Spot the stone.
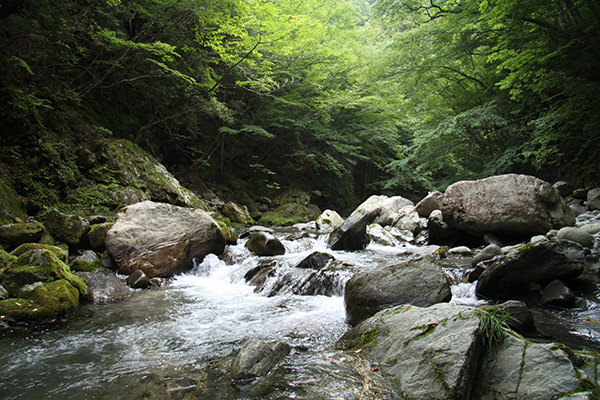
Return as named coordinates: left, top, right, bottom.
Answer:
left=0, top=284, right=7, bottom=300
left=472, top=244, right=503, bottom=265
left=580, top=223, right=600, bottom=235
left=391, top=206, right=424, bottom=234
left=315, top=209, right=344, bottom=232
left=105, top=201, right=225, bottom=278
left=87, top=222, right=113, bottom=252
left=44, top=209, right=90, bottom=247
left=540, top=279, right=576, bottom=307
left=443, top=174, right=574, bottom=236
left=126, top=269, right=150, bottom=289
left=557, top=227, right=595, bottom=248
left=476, top=241, right=584, bottom=301
left=230, top=339, right=290, bottom=382
left=78, top=269, right=130, bottom=304
left=427, top=209, right=453, bottom=244
left=69, top=250, right=103, bottom=272
left=337, top=303, right=481, bottom=400
left=295, top=251, right=334, bottom=270
left=415, top=190, right=444, bottom=217
left=568, top=201, right=588, bottom=217
left=493, top=300, right=533, bottom=332
left=553, top=181, right=574, bottom=197
left=222, top=201, right=253, bottom=226
left=474, top=334, right=581, bottom=400
left=0, top=222, right=45, bottom=249
left=344, top=255, right=451, bottom=326
left=328, top=195, right=412, bottom=251
left=245, top=232, right=285, bottom=256
left=366, top=224, right=398, bottom=246
left=10, top=243, right=67, bottom=262
left=448, top=246, right=473, bottom=255
left=573, top=188, right=588, bottom=199
left=0, top=180, right=27, bottom=225
left=587, top=188, right=600, bottom=211
left=0, top=249, right=86, bottom=297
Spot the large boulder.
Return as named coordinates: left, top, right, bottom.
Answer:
left=315, top=209, right=344, bottom=232
left=337, top=303, right=482, bottom=400
left=245, top=232, right=285, bottom=256
left=476, top=240, right=585, bottom=301
left=344, top=255, right=451, bottom=325
left=443, top=174, right=574, bottom=236
left=328, top=195, right=413, bottom=251
left=105, top=201, right=225, bottom=278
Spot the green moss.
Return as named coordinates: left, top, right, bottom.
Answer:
left=0, top=178, right=27, bottom=225
left=0, top=248, right=16, bottom=269
left=11, top=243, right=67, bottom=262
left=87, top=222, right=113, bottom=251
left=212, top=214, right=238, bottom=245
left=258, top=190, right=320, bottom=226
left=0, top=298, right=40, bottom=322
left=0, top=222, right=45, bottom=249
left=0, top=249, right=86, bottom=297
left=518, top=242, right=536, bottom=252
left=356, top=327, right=380, bottom=348
left=70, top=258, right=103, bottom=272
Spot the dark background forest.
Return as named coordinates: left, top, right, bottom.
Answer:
left=1, top=0, right=599, bottom=216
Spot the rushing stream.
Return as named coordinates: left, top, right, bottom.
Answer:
left=1, top=225, right=599, bottom=399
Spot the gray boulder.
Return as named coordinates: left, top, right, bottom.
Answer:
left=245, top=232, right=285, bottom=256
left=443, top=174, right=574, bottom=236
left=106, top=201, right=225, bottom=278
left=587, top=187, right=600, bottom=211
left=415, top=190, right=444, bottom=217
left=337, top=303, right=482, bottom=400
left=580, top=223, right=600, bottom=235
left=557, top=227, right=594, bottom=248
left=344, top=255, right=451, bottom=325
left=315, top=209, right=344, bottom=232
left=230, top=339, right=290, bottom=382
left=476, top=240, right=585, bottom=301
left=568, top=200, right=588, bottom=217
left=78, top=269, right=131, bottom=304
left=328, top=195, right=412, bottom=251
left=126, top=269, right=150, bottom=289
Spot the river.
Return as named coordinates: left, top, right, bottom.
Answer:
left=1, top=225, right=599, bottom=399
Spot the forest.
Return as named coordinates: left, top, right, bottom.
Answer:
left=1, top=0, right=599, bottom=215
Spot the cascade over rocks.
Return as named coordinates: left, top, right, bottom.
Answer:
left=344, top=255, right=451, bottom=325
left=443, top=174, right=575, bottom=237
left=476, top=240, right=585, bottom=301
left=328, top=195, right=413, bottom=251
left=105, top=201, right=225, bottom=278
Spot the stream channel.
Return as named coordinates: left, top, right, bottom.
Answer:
left=2, top=223, right=600, bottom=399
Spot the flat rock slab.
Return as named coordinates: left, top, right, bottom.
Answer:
left=106, top=201, right=225, bottom=278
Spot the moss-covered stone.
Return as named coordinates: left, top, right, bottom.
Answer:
left=10, top=243, right=68, bottom=262
left=258, top=190, right=320, bottom=226
left=70, top=258, right=103, bottom=272
left=0, top=222, right=45, bottom=249
left=222, top=202, right=254, bottom=226
left=44, top=209, right=90, bottom=247
left=212, top=214, right=238, bottom=245
left=0, top=249, right=86, bottom=297
left=0, top=248, right=16, bottom=269
left=94, top=139, right=208, bottom=209
left=0, top=179, right=27, bottom=225
left=0, top=280, right=79, bottom=322
left=87, top=222, right=113, bottom=252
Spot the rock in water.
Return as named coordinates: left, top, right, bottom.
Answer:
left=328, top=195, right=413, bottom=251
left=231, top=339, right=290, bottom=382
left=344, top=255, right=451, bottom=325
left=245, top=232, right=285, bottom=256
left=337, top=303, right=482, bottom=400
left=105, top=201, right=225, bottom=278
left=475, top=240, right=584, bottom=301
left=443, top=174, right=574, bottom=236
left=78, top=269, right=130, bottom=304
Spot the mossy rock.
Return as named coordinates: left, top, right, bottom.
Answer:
left=257, top=190, right=320, bottom=226
left=0, top=222, right=45, bottom=249
left=94, top=139, right=207, bottom=209
left=10, top=243, right=68, bottom=262
left=0, top=179, right=27, bottom=225
left=0, top=249, right=86, bottom=297
left=44, top=209, right=90, bottom=247
left=0, top=248, right=16, bottom=269
left=212, top=214, right=238, bottom=245
left=222, top=202, right=254, bottom=226
left=0, top=280, right=79, bottom=323
left=70, top=258, right=103, bottom=272
left=87, top=222, right=113, bottom=252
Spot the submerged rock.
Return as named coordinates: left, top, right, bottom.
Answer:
left=344, top=255, right=451, bottom=326
left=443, top=174, right=574, bottom=237
left=105, top=201, right=225, bottom=278
left=230, top=339, right=290, bottom=382
left=476, top=240, right=584, bottom=301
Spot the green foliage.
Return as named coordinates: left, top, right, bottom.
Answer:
left=476, top=307, right=518, bottom=352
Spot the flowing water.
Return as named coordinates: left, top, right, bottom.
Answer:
left=1, top=225, right=599, bottom=399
